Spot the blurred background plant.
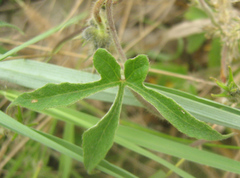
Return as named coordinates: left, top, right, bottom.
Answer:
left=0, top=0, right=240, bottom=177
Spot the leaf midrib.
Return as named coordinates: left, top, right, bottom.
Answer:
left=19, top=81, right=120, bottom=101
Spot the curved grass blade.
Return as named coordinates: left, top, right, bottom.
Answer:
left=118, top=125, right=240, bottom=175
left=115, top=136, right=194, bottom=178
left=0, top=13, right=87, bottom=61
left=0, top=21, right=24, bottom=34
left=12, top=48, right=121, bottom=110
left=82, top=82, right=125, bottom=173
left=0, top=111, right=136, bottom=178
left=124, top=55, right=231, bottom=141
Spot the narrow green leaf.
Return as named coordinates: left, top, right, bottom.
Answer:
left=12, top=48, right=121, bottom=110
left=0, top=111, right=136, bottom=178
left=115, top=136, right=194, bottom=178
left=59, top=122, right=74, bottom=178
left=118, top=125, right=240, bottom=175
left=2, top=90, right=240, bottom=175
left=82, top=82, right=124, bottom=173
left=125, top=55, right=230, bottom=141
left=0, top=21, right=24, bottom=34
left=2, top=59, right=240, bottom=131
left=2, top=90, right=192, bottom=177
left=0, top=13, right=87, bottom=61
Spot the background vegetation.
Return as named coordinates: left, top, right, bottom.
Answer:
left=0, top=0, right=240, bottom=177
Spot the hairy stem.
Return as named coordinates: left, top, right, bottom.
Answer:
left=93, top=0, right=106, bottom=28
left=106, top=0, right=127, bottom=64
left=198, top=0, right=223, bottom=34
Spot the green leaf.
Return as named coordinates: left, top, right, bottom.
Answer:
left=59, top=122, right=74, bottom=178
left=125, top=55, right=230, bottom=141
left=124, top=54, right=149, bottom=84
left=0, top=90, right=195, bottom=177
left=186, top=33, right=206, bottom=54
left=184, top=7, right=208, bottom=21
left=211, top=66, right=240, bottom=100
left=0, top=13, right=87, bottom=61
left=92, top=48, right=121, bottom=82
left=0, top=111, right=136, bottom=178
left=118, top=125, right=240, bottom=175
left=147, top=39, right=184, bottom=61
left=82, top=83, right=124, bottom=173
left=12, top=49, right=121, bottom=110
left=2, top=90, right=240, bottom=176
left=0, top=21, right=24, bottom=34
left=208, top=38, right=221, bottom=67
left=115, top=136, right=194, bottom=178
left=3, top=59, right=240, bottom=131
left=145, top=83, right=240, bottom=130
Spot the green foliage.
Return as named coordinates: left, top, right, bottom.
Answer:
left=0, top=13, right=87, bottom=61
left=124, top=56, right=230, bottom=141
left=59, top=122, right=74, bottom=178
left=0, top=46, right=8, bottom=54
left=149, top=63, right=190, bottom=92
left=184, top=7, right=208, bottom=21
left=184, top=7, right=208, bottom=54
left=12, top=49, right=121, bottom=110
left=2, top=91, right=240, bottom=176
left=147, top=39, right=184, bottom=61
left=0, top=21, right=24, bottom=34
left=212, top=66, right=240, bottom=103
left=1, top=58, right=240, bottom=128
left=82, top=83, right=124, bottom=173
left=186, top=33, right=206, bottom=54
left=208, top=38, right=221, bottom=67
left=83, top=84, right=124, bottom=172
left=0, top=110, right=136, bottom=178
left=1, top=1, right=240, bottom=177
left=11, top=48, right=232, bottom=172
left=0, top=59, right=239, bottom=120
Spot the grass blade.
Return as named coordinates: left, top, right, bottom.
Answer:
left=2, top=90, right=240, bottom=175
left=0, top=111, right=136, bottom=178
left=0, top=13, right=86, bottom=61
left=1, top=59, right=240, bottom=129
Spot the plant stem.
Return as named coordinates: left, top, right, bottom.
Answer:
left=106, top=0, right=127, bottom=64
left=93, top=0, right=106, bottom=28
left=198, top=0, right=223, bottom=34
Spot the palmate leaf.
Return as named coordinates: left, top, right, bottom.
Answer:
left=124, top=55, right=231, bottom=141
left=11, top=48, right=232, bottom=174
left=12, top=49, right=121, bottom=110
